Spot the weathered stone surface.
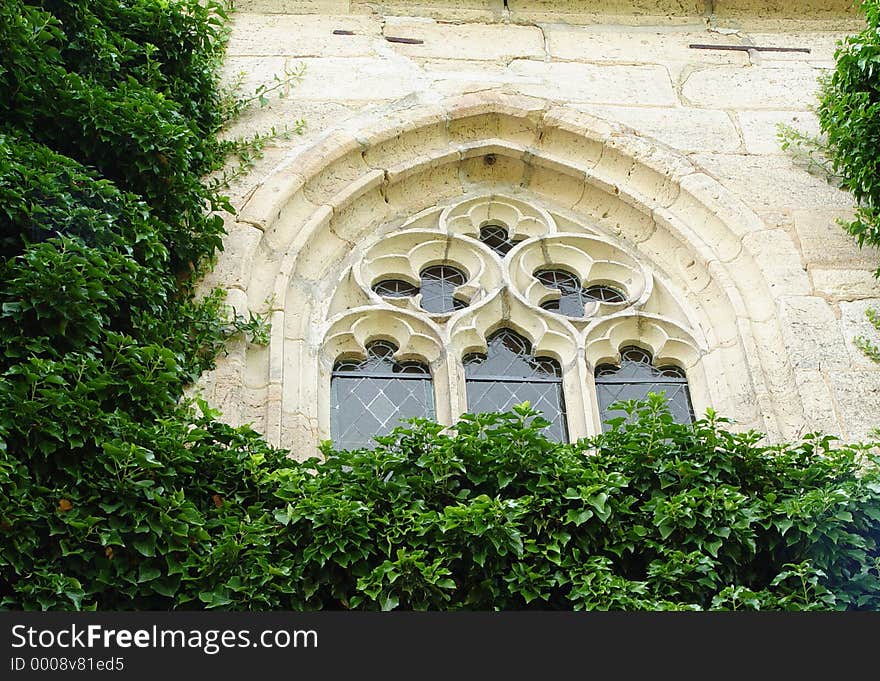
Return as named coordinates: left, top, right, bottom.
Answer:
left=691, top=154, right=855, bottom=211
left=418, top=59, right=541, bottom=93
left=681, top=65, right=825, bottom=109
left=793, top=210, right=879, bottom=269
left=742, top=229, right=811, bottom=296
left=840, top=299, right=880, bottom=370
left=509, top=61, right=677, bottom=106
left=777, top=296, right=851, bottom=371
left=544, top=25, right=748, bottom=65
left=234, top=0, right=352, bottom=14
left=508, top=0, right=706, bottom=25
left=352, top=0, right=504, bottom=22
left=275, top=57, right=424, bottom=101
left=712, top=0, right=857, bottom=23
left=740, top=32, right=845, bottom=63
left=827, top=369, right=880, bottom=442
left=737, top=110, right=820, bottom=155
left=581, top=104, right=740, bottom=153
left=811, top=269, right=880, bottom=302
left=793, top=369, right=843, bottom=436
left=383, top=19, right=544, bottom=61
left=226, top=14, right=381, bottom=57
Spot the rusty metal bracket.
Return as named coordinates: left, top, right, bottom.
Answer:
left=689, top=44, right=811, bottom=54
left=385, top=36, right=425, bottom=45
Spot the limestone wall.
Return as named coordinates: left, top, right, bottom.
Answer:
left=197, top=1, right=880, bottom=454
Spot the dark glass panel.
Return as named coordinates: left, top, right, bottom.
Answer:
left=419, top=265, right=468, bottom=314
left=535, top=268, right=586, bottom=318
left=595, top=345, right=694, bottom=429
left=479, top=224, right=519, bottom=256
left=464, top=329, right=567, bottom=442
left=373, top=279, right=419, bottom=298
left=463, top=329, right=562, bottom=379
left=464, top=379, right=568, bottom=443
left=535, top=269, right=627, bottom=318
left=583, top=284, right=626, bottom=304
left=331, top=341, right=434, bottom=450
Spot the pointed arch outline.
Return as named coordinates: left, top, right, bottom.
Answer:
left=202, top=90, right=800, bottom=453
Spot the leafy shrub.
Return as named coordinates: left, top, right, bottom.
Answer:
left=0, top=0, right=279, bottom=609
left=206, top=400, right=880, bottom=612
left=814, top=0, right=880, bottom=268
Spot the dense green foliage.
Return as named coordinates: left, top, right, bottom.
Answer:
left=816, top=0, right=880, bottom=270
left=0, top=0, right=278, bottom=609
left=218, top=402, right=880, bottom=612
left=1, top=1, right=879, bottom=611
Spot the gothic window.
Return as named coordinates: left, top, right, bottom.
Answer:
left=324, top=194, right=703, bottom=447
left=535, top=268, right=626, bottom=318
left=330, top=340, right=435, bottom=450
left=463, top=329, right=569, bottom=442
left=594, top=346, right=695, bottom=429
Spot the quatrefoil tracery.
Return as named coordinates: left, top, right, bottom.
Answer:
left=338, top=195, right=697, bottom=363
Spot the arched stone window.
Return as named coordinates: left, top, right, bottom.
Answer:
left=316, top=194, right=706, bottom=449
left=594, top=346, right=695, bottom=429
left=330, top=340, right=435, bottom=450
left=463, top=328, right=568, bottom=442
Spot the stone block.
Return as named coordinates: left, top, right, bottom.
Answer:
left=582, top=104, right=740, bottom=153
left=508, top=0, right=707, bottom=25
left=827, top=370, right=880, bottom=442
left=226, top=14, right=380, bottom=57
left=691, top=154, right=855, bottom=211
left=739, top=32, right=847, bottom=64
left=840, top=299, right=880, bottom=370
left=233, top=1, right=351, bottom=14
left=544, top=25, right=748, bottom=65
left=383, top=19, right=544, bottom=61
left=811, top=269, right=880, bottom=302
left=351, top=0, right=504, bottom=22
left=793, top=369, right=843, bottom=436
left=681, top=65, right=824, bottom=109
left=741, top=229, right=811, bottom=297
left=777, top=296, right=851, bottom=371
left=793, top=210, right=878, bottom=269
left=737, top=110, right=820, bottom=155
left=282, top=57, right=424, bottom=101
left=509, top=61, right=677, bottom=106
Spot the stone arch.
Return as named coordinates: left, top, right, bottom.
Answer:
left=200, top=90, right=801, bottom=456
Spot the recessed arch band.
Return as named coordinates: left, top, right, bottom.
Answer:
left=201, top=91, right=800, bottom=456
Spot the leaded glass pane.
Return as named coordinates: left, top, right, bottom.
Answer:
left=373, top=279, right=419, bottom=298
left=331, top=341, right=434, bottom=450
left=419, top=265, right=467, bottom=313
left=479, top=224, right=519, bottom=256
left=595, top=345, right=694, bottom=429
left=464, top=329, right=568, bottom=442
left=583, top=284, right=626, bottom=303
left=536, top=269, right=627, bottom=318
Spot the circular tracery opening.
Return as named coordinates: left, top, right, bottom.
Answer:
left=479, top=223, right=521, bottom=257
left=419, top=264, right=468, bottom=313
left=534, top=268, right=627, bottom=318
left=372, top=279, right=419, bottom=298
